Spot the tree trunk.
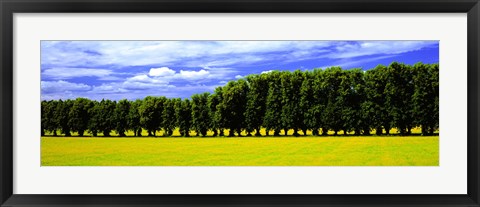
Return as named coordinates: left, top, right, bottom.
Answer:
left=301, top=128, right=307, bottom=136
left=220, top=129, right=224, bottom=136
left=355, top=129, right=361, bottom=135
left=422, top=125, right=428, bottom=136
left=213, top=130, right=218, bottom=137
left=137, top=128, right=142, bottom=137
left=53, top=130, right=57, bottom=136
left=255, top=128, right=261, bottom=136
left=363, top=127, right=370, bottom=135
left=65, top=130, right=71, bottom=137
left=334, top=130, right=338, bottom=136
left=375, top=127, right=382, bottom=135
left=274, top=129, right=280, bottom=136
left=283, top=128, right=289, bottom=136
left=322, top=128, right=328, bottom=136
left=79, top=130, right=84, bottom=137
left=293, top=128, right=299, bottom=137
left=228, top=128, right=234, bottom=137
left=103, top=130, right=110, bottom=137
left=41, top=130, right=45, bottom=136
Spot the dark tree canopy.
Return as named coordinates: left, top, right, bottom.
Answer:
left=176, top=98, right=192, bottom=137
left=191, top=93, right=211, bottom=136
left=114, top=99, right=130, bottom=137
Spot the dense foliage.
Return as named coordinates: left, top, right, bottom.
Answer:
left=41, top=62, right=439, bottom=137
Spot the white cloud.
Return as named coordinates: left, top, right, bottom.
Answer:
left=328, top=41, right=437, bottom=58
left=178, top=69, right=210, bottom=80
left=42, top=68, right=113, bottom=79
left=41, top=40, right=437, bottom=73
left=317, top=55, right=396, bottom=69
left=41, top=41, right=336, bottom=68
left=261, top=70, right=274, bottom=74
left=235, top=75, right=243, bottom=79
left=149, top=67, right=176, bottom=77
left=127, top=74, right=166, bottom=84
left=87, top=68, right=215, bottom=92
left=41, top=80, right=91, bottom=93
left=122, top=74, right=170, bottom=90
left=90, top=83, right=130, bottom=94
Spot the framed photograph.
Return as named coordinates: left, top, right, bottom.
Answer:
left=1, top=0, right=479, bottom=206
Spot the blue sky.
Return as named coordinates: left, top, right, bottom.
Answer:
left=41, top=40, right=439, bottom=100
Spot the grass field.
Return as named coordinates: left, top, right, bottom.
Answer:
left=41, top=136, right=439, bottom=166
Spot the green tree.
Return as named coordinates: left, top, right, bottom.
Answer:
left=94, top=99, right=116, bottom=136
left=139, top=96, right=164, bottom=136
left=42, top=100, right=59, bottom=136
left=88, top=100, right=100, bottom=136
left=214, top=87, right=228, bottom=136
left=208, top=91, right=222, bottom=136
left=176, top=99, right=192, bottom=137
left=68, top=98, right=93, bottom=136
left=300, top=70, right=324, bottom=136
left=310, top=69, right=329, bottom=135
left=244, top=74, right=269, bottom=136
left=128, top=99, right=143, bottom=136
left=191, top=93, right=211, bottom=136
left=322, top=67, right=344, bottom=135
left=162, top=98, right=177, bottom=137
left=412, top=63, right=439, bottom=135
left=264, top=71, right=283, bottom=136
left=385, top=62, right=415, bottom=135
left=364, top=65, right=392, bottom=135
left=222, top=80, right=249, bottom=136
left=114, top=99, right=130, bottom=137
left=280, top=70, right=306, bottom=136
left=339, top=69, right=364, bottom=135
left=41, top=101, right=47, bottom=136
left=55, top=99, right=73, bottom=136
left=431, top=64, right=439, bottom=134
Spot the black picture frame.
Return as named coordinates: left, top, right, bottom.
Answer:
left=1, top=0, right=479, bottom=206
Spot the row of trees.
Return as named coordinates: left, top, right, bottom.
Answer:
left=41, top=62, right=439, bottom=137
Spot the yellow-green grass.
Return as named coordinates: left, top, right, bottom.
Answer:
left=41, top=136, right=439, bottom=166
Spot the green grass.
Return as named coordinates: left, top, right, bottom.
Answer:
left=41, top=136, right=439, bottom=166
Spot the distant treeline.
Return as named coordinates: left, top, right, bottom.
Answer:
left=41, top=62, right=439, bottom=137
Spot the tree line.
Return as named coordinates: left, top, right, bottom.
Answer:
left=41, top=62, right=439, bottom=137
